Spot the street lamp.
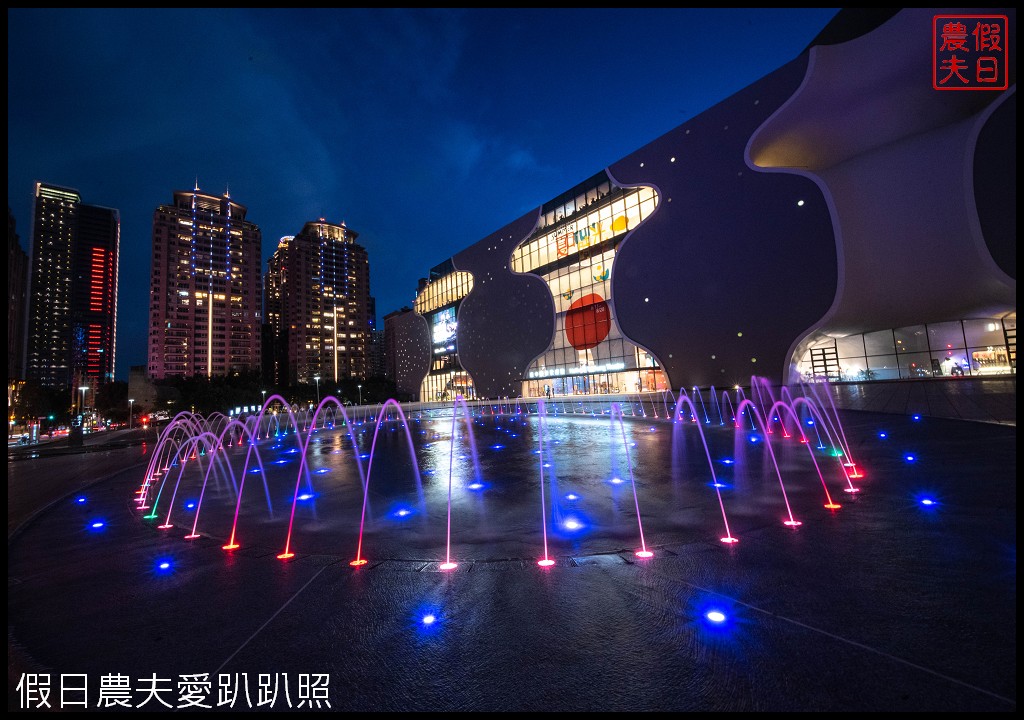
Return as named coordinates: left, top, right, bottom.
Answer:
left=79, top=385, right=89, bottom=415
left=358, top=384, right=362, bottom=406
left=129, top=399, right=135, bottom=430
left=261, top=389, right=267, bottom=408
left=313, top=375, right=321, bottom=404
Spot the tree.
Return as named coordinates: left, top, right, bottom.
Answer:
left=94, top=381, right=129, bottom=420
left=10, top=381, right=69, bottom=426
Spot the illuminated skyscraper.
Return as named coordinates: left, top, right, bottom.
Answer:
left=8, top=208, right=29, bottom=384
left=148, top=186, right=262, bottom=379
left=26, top=183, right=119, bottom=406
left=262, top=235, right=292, bottom=386
left=264, top=220, right=371, bottom=386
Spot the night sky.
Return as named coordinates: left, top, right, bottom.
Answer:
left=8, top=8, right=839, bottom=381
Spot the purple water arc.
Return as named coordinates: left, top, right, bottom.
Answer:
left=734, top=398, right=801, bottom=528
left=279, top=396, right=366, bottom=560
left=674, top=392, right=737, bottom=543
left=610, top=402, right=652, bottom=558
left=350, top=398, right=428, bottom=567
left=766, top=399, right=842, bottom=510
left=537, top=399, right=554, bottom=567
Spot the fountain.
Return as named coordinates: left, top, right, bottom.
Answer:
left=133, top=379, right=865, bottom=567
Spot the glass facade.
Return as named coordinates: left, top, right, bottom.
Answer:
left=511, top=172, right=667, bottom=398
left=415, top=270, right=474, bottom=401
left=798, top=317, right=1016, bottom=381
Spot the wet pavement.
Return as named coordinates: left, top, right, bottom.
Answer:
left=7, top=408, right=1016, bottom=712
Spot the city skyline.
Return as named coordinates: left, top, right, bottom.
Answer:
left=8, top=8, right=840, bottom=381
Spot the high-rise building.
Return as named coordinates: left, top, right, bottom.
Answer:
left=263, top=235, right=292, bottom=386
left=369, top=328, right=386, bottom=379
left=25, top=183, right=119, bottom=407
left=148, top=186, right=262, bottom=379
left=8, top=208, right=29, bottom=383
left=263, top=220, right=372, bottom=386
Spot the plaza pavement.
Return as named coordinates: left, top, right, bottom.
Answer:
left=7, top=409, right=1016, bottom=712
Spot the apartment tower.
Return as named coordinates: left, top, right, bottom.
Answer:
left=148, top=186, right=262, bottom=379
left=264, top=220, right=371, bottom=386
left=26, top=183, right=119, bottom=410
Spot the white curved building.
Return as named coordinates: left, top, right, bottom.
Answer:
left=392, top=8, right=1015, bottom=401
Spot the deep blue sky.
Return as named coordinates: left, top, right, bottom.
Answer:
left=8, top=8, right=839, bottom=381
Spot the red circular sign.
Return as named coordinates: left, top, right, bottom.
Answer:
left=565, top=293, right=611, bottom=351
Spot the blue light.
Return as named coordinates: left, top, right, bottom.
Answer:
left=159, top=561, right=171, bottom=570
left=274, top=459, right=289, bottom=465
left=297, top=493, right=315, bottom=501
left=610, top=477, right=624, bottom=485
left=566, top=493, right=579, bottom=501
left=249, top=467, right=262, bottom=474
left=76, top=496, right=87, bottom=504
left=748, top=434, right=760, bottom=443
left=705, top=610, right=727, bottom=624
left=467, top=482, right=485, bottom=491
left=721, top=458, right=735, bottom=465
left=805, top=419, right=814, bottom=426
left=422, top=614, right=435, bottom=625
left=89, top=521, right=105, bottom=530
left=905, top=454, right=916, bottom=463
left=314, top=468, right=331, bottom=474
left=562, top=517, right=585, bottom=531
left=912, top=414, right=921, bottom=421
left=878, top=432, right=888, bottom=439
left=491, top=444, right=504, bottom=450
left=920, top=498, right=936, bottom=506
left=185, top=501, right=196, bottom=510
